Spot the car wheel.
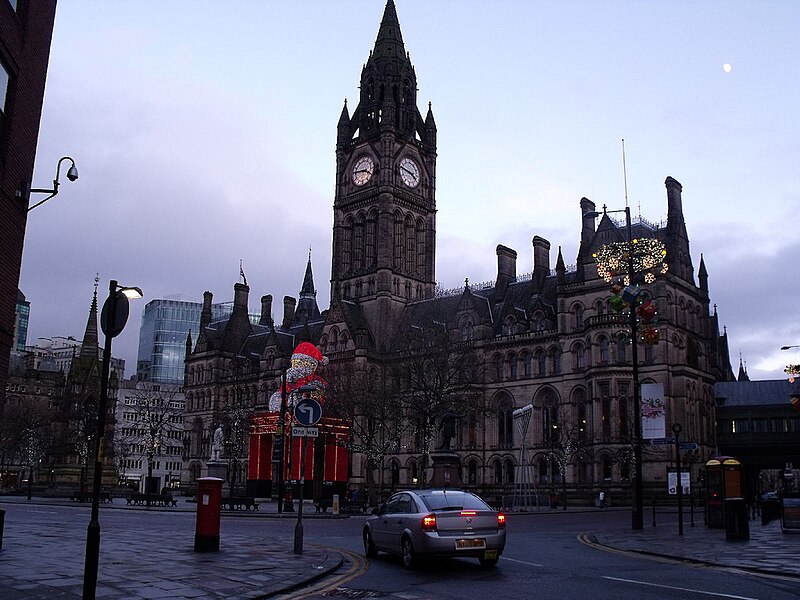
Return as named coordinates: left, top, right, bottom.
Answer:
left=401, top=536, right=417, bottom=569
left=364, top=529, right=378, bottom=558
left=479, top=556, right=499, bottom=568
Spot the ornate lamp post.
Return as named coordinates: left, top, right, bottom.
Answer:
left=588, top=205, right=668, bottom=531
left=83, top=280, right=142, bottom=600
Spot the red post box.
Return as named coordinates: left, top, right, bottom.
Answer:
left=195, top=477, right=223, bottom=552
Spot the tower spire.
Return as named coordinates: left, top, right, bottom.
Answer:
left=372, top=0, right=407, bottom=65
left=79, top=280, right=100, bottom=360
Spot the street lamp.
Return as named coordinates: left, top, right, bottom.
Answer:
left=83, top=280, right=142, bottom=600
left=586, top=205, right=667, bottom=531
left=23, top=156, right=79, bottom=211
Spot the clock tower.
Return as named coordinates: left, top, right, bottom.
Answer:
left=331, top=0, right=437, bottom=344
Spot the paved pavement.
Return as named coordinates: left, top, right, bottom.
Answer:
left=586, top=510, right=800, bottom=579
left=0, top=495, right=344, bottom=599
left=1, top=495, right=798, bottom=599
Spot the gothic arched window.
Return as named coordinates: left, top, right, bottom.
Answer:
left=342, top=216, right=353, bottom=273
left=366, top=210, right=377, bottom=267
left=599, top=336, right=610, bottom=363
left=521, top=351, right=532, bottom=377
left=416, top=218, right=426, bottom=278
left=393, top=212, right=404, bottom=269
left=404, top=215, right=415, bottom=273
left=353, top=213, right=365, bottom=271
left=497, top=394, right=514, bottom=447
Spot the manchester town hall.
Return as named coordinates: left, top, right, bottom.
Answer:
left=182, top=1, right=734, bottom=507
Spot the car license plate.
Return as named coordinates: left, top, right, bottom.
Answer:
left=456, top=538, right=486, bottom=550
left=483, top=549, right=498, bottom=559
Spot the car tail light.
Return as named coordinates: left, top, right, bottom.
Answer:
left=460, top=510, right=477, bottom=516
left=497, top=513, right=506, bottom=529
left=422, top=514, right=437, bottom=532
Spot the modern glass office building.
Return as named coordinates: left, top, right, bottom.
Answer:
left=136, top=296, right=260, bottom=384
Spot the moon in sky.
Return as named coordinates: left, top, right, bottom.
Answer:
left=723, top=63, right=732, bottom=73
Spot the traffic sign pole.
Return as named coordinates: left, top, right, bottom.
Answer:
left=672, top=423, right=684, bottom=536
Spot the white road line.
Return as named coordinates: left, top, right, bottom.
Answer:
left=603, top=575, right=761, bottom=600
left=501, top=556, right=545, bottom=567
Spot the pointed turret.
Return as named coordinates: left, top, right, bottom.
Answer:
left=80, top=286, right=100, bottom=360
left=737, top=356, right=750, bottom=381
left=556, top=246, right=566, bottom=284
left=294, top=252, right=321, bottom=324
left=698, top=253, right=708, bottom=293
left=185, top=330, right=193, bottom=358
left=337, top=99, right=351, bottom=147
left=424, top=101, right=437, bottom=147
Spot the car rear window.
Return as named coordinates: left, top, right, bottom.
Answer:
left=418, top=491, right=491, bottom=511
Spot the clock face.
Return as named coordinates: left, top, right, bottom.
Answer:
left=352, top=156, right=374, bottom=186
left=399, top=157, right=420, bottom=188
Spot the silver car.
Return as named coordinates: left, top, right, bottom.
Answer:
left=363, top=489, right=506, bottom=568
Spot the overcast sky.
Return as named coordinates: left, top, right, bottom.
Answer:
left=19, top=0, right=799, bottom=381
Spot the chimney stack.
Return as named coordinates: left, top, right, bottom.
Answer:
left=532, top=236, right=551, bottom=287
left=493, top=245, right=517, bottom=302
left=260, top=295, right=273, bottom=326
left=200, top=291, right=213, bottom=331
left=282, top=296, right=297, bottom=329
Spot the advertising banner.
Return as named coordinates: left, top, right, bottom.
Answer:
left=640, top=383, right=666, bottom=439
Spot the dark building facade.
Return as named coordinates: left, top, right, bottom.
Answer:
left=183, top=1, right=734, bottom=505
left=0, top=1, right=57, bottom=407
left=715, top=379, right=800, bottom=497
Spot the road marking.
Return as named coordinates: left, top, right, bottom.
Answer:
left=501, top=556, right=544, bottom=567
left=279, top=546, right=367, bottom=599
left=603, top=576, right=761, bottom=600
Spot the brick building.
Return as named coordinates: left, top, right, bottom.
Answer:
left=0, top=1, right=57, bottom=408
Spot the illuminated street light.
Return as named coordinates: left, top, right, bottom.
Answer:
left=83, top=280, right=142, bottom=600
left=585, top=204, right=660, bottom=531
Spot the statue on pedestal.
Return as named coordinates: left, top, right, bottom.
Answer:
left=210, top=425, right=224, bottom=462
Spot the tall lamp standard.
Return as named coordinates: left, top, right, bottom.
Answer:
left=587, top=205, right=667, bottom=531
left=82, top=280, right=142, bottom=600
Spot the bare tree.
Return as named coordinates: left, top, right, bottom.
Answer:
left=216, top=355, right=258, bottom=496
left=389, top=319, right=486, bottom=485
left=325, top=360, right=409, bottom=503
left=3, top=397, right=52, bottom=499
left=542, top=399, right=591, bottom=509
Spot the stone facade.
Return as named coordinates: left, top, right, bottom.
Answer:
left=182, top=1, right=734, bottom=505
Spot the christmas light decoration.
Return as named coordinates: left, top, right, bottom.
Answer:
left=593, top=238, right=668, bottom=283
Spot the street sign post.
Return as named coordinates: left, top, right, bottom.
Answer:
left=294, top=398, right=322, bottom=426
left=291, top=426, right=319, bottom=438
left=651, top=437, right=675, bottom=446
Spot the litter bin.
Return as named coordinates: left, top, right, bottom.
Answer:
left=724, top=497, right=749, bottom=541
left=762, top=496, right=781, bottom=525
left=549, top=493, right=558, bottom=509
